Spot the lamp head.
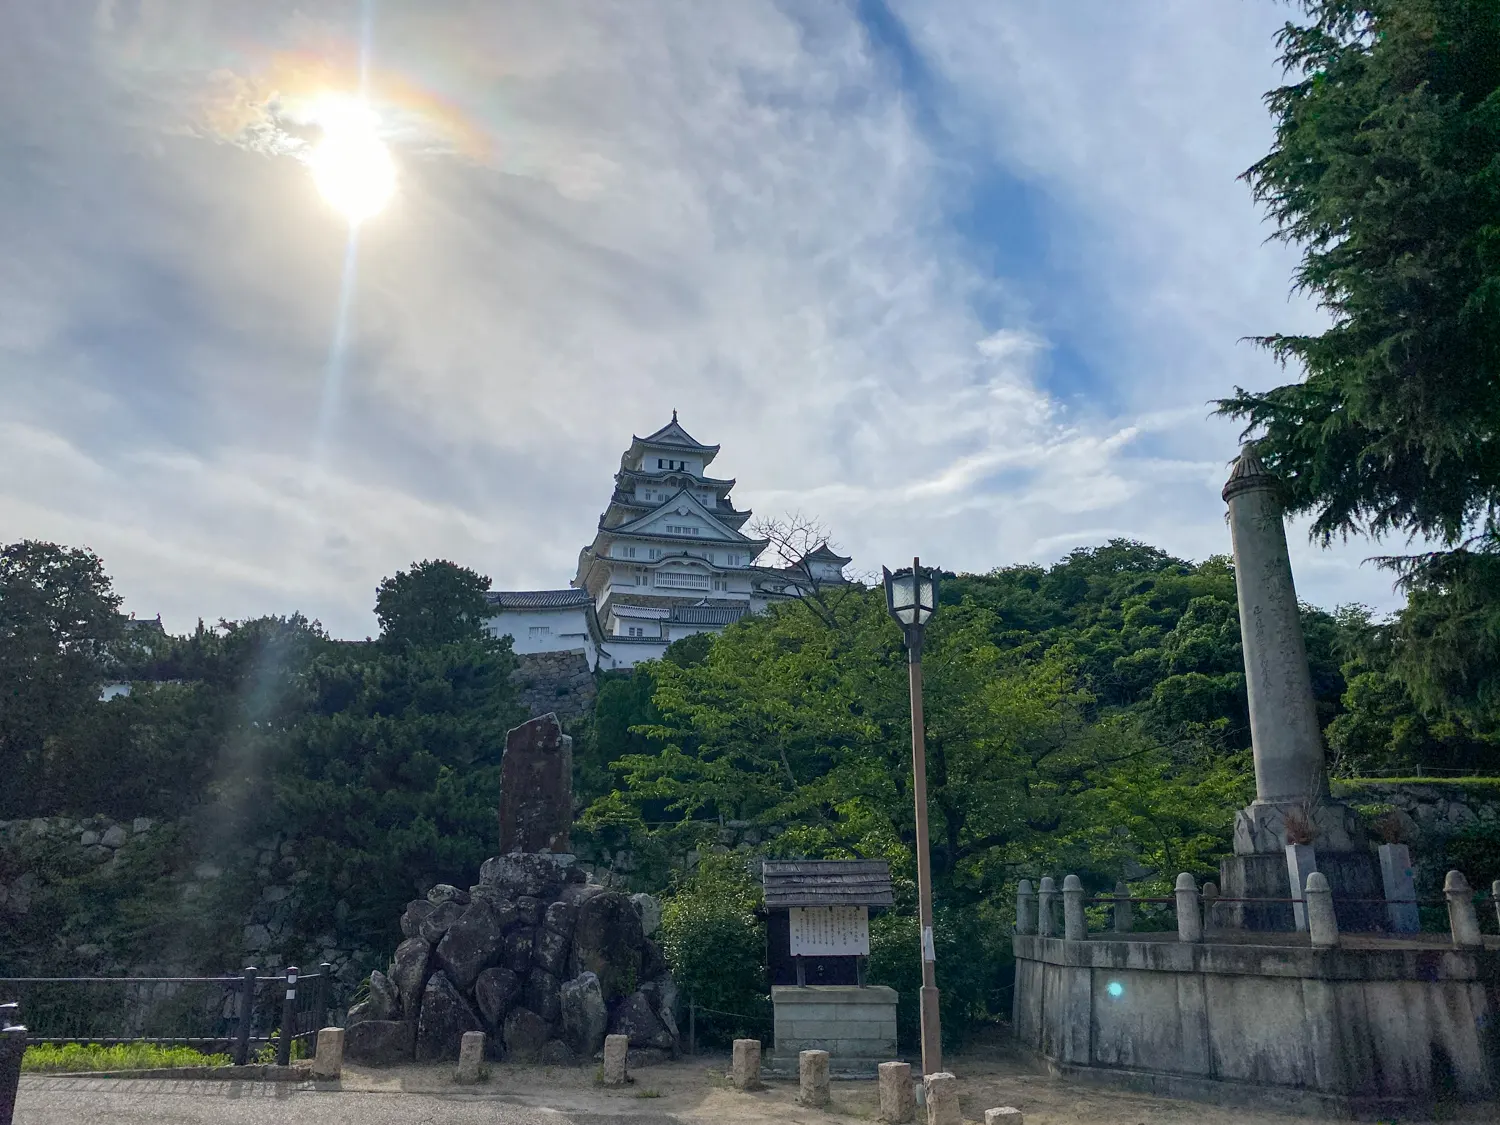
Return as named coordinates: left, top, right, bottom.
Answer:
left=883, top=558, right=939, bottom=630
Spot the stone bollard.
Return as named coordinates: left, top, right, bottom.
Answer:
left=984, top=1109, right=1024, bottom=1125
left=878, top=1061, right=916, bottom=1123
left=923, top=1071, right=960, bottom=1125
left=731, top=1038, right=762, bottom=1091
left=1062, top=875, right=1086, bottom=941
left=798, top=1049, right=831, bottom=1108
left=602, top=1033, right=629, bottom=1086
left=456, top=1031, right=485, bottom=1084
left=1304, top=872, right=1339, bottom=948
left=310, top=1027, right=345, bottom=1080
left=1201, top=882, right=1218, bottom=934
left=1037, top=877, right=1057, bottom=938
left=1445, top=871, right=1483, bottom=949
left=1015, top=880, right=1036, bottom=935
left=1113, top=880, right=1132, bottom=933
left=1175, top=873, right=1202, bottom=943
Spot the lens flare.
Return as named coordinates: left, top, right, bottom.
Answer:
left=308, top=94, right=395, bottom=223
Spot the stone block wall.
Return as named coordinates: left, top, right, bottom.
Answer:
left=771, top=985, right=897, bottom=1061
left=510, top=652, right=597, bottom=721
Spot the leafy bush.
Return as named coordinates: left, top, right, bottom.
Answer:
left=21, top=1042, right=230, bottom=1073
left=658, top=853, right=769, bottom=1046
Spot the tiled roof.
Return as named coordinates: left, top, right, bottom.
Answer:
left=486, top=589, right=592, bottom=610
left=762, top=860, right=894, bottom=908
left=669, top=604, right=748, bottom=626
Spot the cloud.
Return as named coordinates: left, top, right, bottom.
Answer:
left=0, top=1, right=1403, bottom=637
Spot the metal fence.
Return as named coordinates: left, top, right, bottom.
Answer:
left=0, top=964, right=335, bottom=1066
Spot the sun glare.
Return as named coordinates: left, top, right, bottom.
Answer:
left=308, top=95, right=395, bottom=224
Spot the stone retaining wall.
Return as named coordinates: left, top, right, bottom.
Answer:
left=510, top=652, right=597, bottom=721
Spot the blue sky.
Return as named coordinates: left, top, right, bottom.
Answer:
left=0, top=1, right=1406, bottom=638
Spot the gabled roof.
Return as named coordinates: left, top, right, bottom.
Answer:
left=624, top=412, right=720, bottom=469
left=604, top=488, right=759, bottom=544
left=486, top=589, right=592, bottom=610
left=801, top=543, right=853, bottom=566
left=762, top=860, right=894, bottom=908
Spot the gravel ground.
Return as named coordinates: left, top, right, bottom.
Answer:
left=14, top=1044, right=1500, bottom=1125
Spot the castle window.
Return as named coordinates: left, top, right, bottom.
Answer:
left=528, top=625, right=551, bottom=640
left=628, top=626, right=645, bottom=637
left=713, top=578, right=727, bottom=591
left=649, top=548, right=661, bottom=560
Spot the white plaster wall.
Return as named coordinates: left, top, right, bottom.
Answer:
left=486, top=606, right=595, bottom=665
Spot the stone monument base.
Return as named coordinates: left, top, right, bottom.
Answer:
left=766, top=985, right=897, bottom=1078
left=1232, top=798, right=1366, bottom=855
left=1219, top=851, right=1384, bottom=932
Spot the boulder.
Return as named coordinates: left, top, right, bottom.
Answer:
left=366, top=969, right=399, bottom=1021
left=516, top=895, right=544, bottom=926
left=435, top=901, right=509, bottom=991
left=400, top=899, right=435, bottom=940
left=389, top=937, right=433, bottom=1018
left=498, top=713, right=573, bottom=853
left=630, top=893, right=662, bottom=937
left=534, top=925, right=571, bottom=976
left=415, top=971, right=484, bottom=1062
left=609, top=989, right=675, bottom=1050
left=524, top=967, right=562, bottom=1025
left=569, top=891, right=643, bottom=1003
left=100, top=825, right=128, bottom=849
left=640, top=975, right=679, bottom=1044
left=427, top=883, right=469, bottom=906
left=474, top=966, right=522, bottom=1029
left=538, top=1038, right=576, bottom=1066
left=503, top=927, right=534, bottom=972
left=418, top=900, right=465, bottom=944
left=479, top=853, right=572, bottom=899
left=345, top=1019, right=416, bottom=1066
left=559, top=971, right=609, bottom=1059
left=503, top=1006, right=550, bottom=1062
left=639, top=939, right=668, bottom=982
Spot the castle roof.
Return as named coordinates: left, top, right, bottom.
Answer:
left=485, top=589, right=592, bottom=610
left=623, top=411, right=720, bottom=469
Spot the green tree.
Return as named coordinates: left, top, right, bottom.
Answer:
left=0, top=541, right=123, bottom=814
left=1219, top=0, right=1500, bottom=724
left=375, top=559, right=493, bottom=649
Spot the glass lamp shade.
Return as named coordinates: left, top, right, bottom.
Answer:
left=883, top=564, right=938, bottom=628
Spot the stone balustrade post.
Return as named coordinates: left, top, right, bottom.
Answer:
left=1037, top=877, right=1057, bottom=938
left=1062, top=875, right=1086, bottom=942
left=1304, top=872, right=1338, bottom=948
left=1445, top=871, right=1483, bottom=949
left=310, top=1027, right=344, bottom=1079
left=1015, top=880, right=1036, bottom=935
left=1174, top=873, right=1202, bottom=943
left=1201, top=881, right=1218, bottom=934
left=1113, top=880, right=1132, bottom=933
left=798, top=1049, right=831, bottom=1108
left=731, top=1039, right=762, bottom=1091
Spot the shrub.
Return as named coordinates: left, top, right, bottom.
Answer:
left=21, top=1042, right=230, bottom=1073
left=659, top=853, right=769, bottom=1046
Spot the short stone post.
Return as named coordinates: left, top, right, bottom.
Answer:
left=984, top=1109, right=1024, bottom=1125
left=1304, top=872, right=1338, bottom=948
left=1201, top=882, right=1218, bottom=934
left=1285, top=844, right=1317, bottom=932
left=1112, top=880, right=1132, bottom=933
left=878, top=1061, right=915, bottom=1123
left=1493, top=880, right=1500, bottom=933
left=456, top=1031, right=485, bottom=1084
left=1174, top=873, right=1202, bottom=943
left=0, top=1004, right=24, bottom=1125
left=1037, top=876, right=1057, bottom=938
left=1379, top=842, right=1419, bottom=933
left=798, top=1049, right=831, bottom=1108
left=923, top=1071, right=960, bottom=1125
left=310, top=1027, right=344, bottom=1079
left=602, top=1033, right=629, bottom=1086
left=1445, top=871, right=1483, bottom=949
left=1062, top=875, right=1086, bottom=941
left=731, top=1038, right=762, bottom=1091
left=1015, top=880, right=1036, bottom=935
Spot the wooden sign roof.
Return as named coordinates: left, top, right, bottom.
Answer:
left=762, top=859, right=894, bottom=908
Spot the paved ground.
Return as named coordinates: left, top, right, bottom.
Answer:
left=15, top=1046, right=1500, bottom=1124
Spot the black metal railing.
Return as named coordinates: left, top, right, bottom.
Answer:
left=0, top=963, right=335, bottom=1067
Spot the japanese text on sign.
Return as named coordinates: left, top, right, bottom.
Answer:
left=789, top=905, right=870, bottom=956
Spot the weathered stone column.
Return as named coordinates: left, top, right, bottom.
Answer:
left=1036, top=877, right=1057, bottom=937
left=798, top=1049, right=831, bottom=1107
left=1112, top=880, right=1132, bottom=933
left=1304, top=872, right=1338, bottom=948
left=731, top=1038, right=762, bottom=1090
left=1175, top=873, right=1202, bottom=943
left=311, top=1027, right=344, bottom=1079
left=1445, top=871, right=1483, bottom=949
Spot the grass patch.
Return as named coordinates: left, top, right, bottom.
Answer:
left=635, top=1088, right=662, bottom=1098
left=1333, top=777, right=1500, bottom=794
left=22, top=1042, right=232, bottom=1074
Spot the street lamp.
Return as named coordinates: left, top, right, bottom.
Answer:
left=882, top=557, right=942, bottom=1076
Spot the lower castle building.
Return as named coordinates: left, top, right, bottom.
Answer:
left=486, top=414, right=849, bottom=670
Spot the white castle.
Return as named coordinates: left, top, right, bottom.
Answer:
left=485, top=413, right=850, bottom=670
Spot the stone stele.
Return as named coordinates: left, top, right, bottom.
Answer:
left=498, top=713, right=573, bottom=854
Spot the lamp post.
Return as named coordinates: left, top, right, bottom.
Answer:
left=883, top=556, right=941, bottom=1076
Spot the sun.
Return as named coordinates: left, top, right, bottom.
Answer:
left=307, top=94, right=395, bottom=224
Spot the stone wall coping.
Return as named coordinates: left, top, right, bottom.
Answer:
left=771, top=985, right=898, bottom=1004
left=1013, top=933, right=1497, bottom=982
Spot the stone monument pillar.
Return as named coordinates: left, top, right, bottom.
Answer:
left=1219, top=446, right=1380, bottom=929
left=498, top=712, right=573, bottom=854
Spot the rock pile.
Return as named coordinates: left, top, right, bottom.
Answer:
left=345, top=852, right=679, bottom=1066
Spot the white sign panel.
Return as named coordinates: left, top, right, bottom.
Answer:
left=789, top=905, right=870, bottom=956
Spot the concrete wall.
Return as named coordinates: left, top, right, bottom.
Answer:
left=772, top=985, right=897, bottom=1060
left=1013, top=933, right=1500, bottom=1115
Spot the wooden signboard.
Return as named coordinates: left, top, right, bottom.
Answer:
left=789, top=905, right=870, bottom=957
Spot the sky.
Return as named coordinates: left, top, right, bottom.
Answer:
left=0, top=1, right=1409, bottom=638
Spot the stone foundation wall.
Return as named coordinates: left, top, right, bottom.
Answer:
left=1337, top=781, right=1500, bottom=838
left=511, top=652, right=597, bottom=721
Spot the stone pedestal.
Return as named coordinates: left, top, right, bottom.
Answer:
left=456, top=1031, right=485, bottom=1083
left=602, top=1033, right=629, bottom=1085
left=771, top=985, right=897, bottom=1075
left=1379, top=843, right=1419, bottom=933
left=1220, top=852, right=1382, bottom=932
left=311, top=1027, right=344, bottom=1079
left=923, top=1072, right=960, bottom=1125
left=731, top=1038, right=762, bottom=1090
